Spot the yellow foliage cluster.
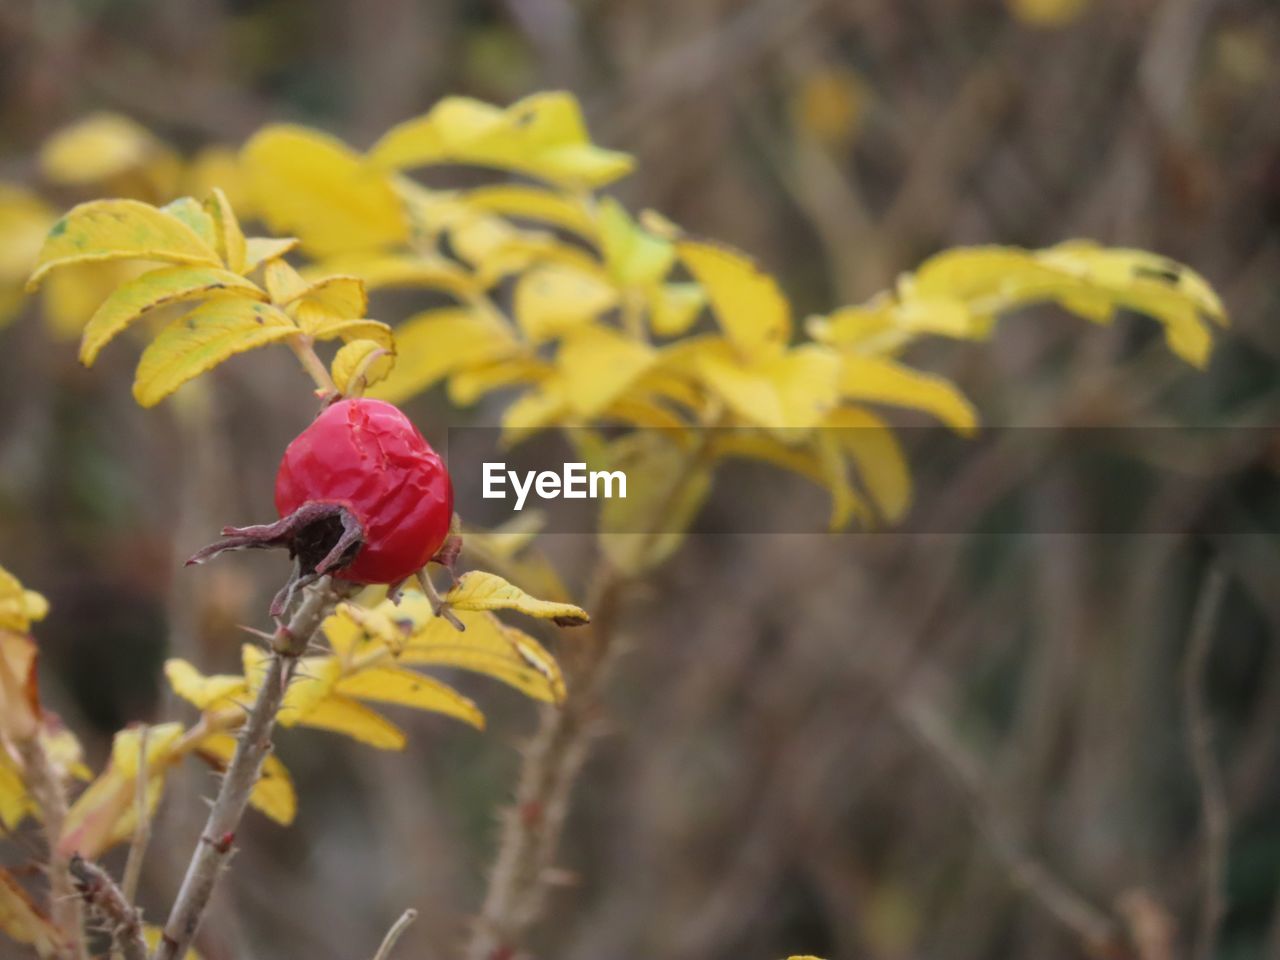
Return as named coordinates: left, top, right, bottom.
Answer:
left=6, top=92, right=1224, bottom=571
left=0, top=562, right=580, bottom=859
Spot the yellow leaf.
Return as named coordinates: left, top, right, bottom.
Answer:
left=445, top=571, right=589, bottom=625
left=599, top=198, right=674, bottom=287
left=296, top=309, right=394, bottom=349
left=650, top=282, right=706, bottom=337
left=79, top=265, right=266, bottom=365
left=368, top=307, right=520, bottom=404
left=825, top=406, right=912, bottom=523
left=316, top=252, right=478, bottom=299
left=514, top=262, right=619, bottom=343
left=336, top=667, right=484, bottom=728
left=556, top=325, right=655, bottom=417
left=695, top=341, right=786, bottom=430
left=262, top=258, right=310, bottom=303
left=598, top=432, right=713, bottom=575
left=294, top=695, right=406, bottom=750
left=0, top=869, right=61, bottom=958
left=132, top=299, right=298, bottom=407
left=465, top=184, right=595, bottom=237
left=241, top=125, right=408, bottom=256
left=0, top=565, right=49, bottom=633
left=243, top=236, right=301, bottom=272
left=283, top=274, right=368, bottom=319
left=332, top=339, right=395, bottom=396
left=447, top=358, right=549, bottom=406
left=27, top=199, right=222, bottom=290
left=111, top=722, right=184, bottom=779
left=394, top=603, right=565, bottom=704
left=370, top=91, right=633, bottom=189
left=838, top=355, right=978, bottom=436
left=203, top=188, right=247, bottom=274
left=194, top=733, right=296, bottom=825
left=164, top=659, right=247, bottom=711
left=678, top=240, right=790, bottom=359
left=766, top=344, right=841, bottom=430
left=0, top=185, right=54, bottom=284
left=161, top=197, right=218, bottom=251
left=38, top=113, right=169, bottom=186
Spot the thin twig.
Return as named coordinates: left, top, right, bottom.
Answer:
left=121, top=725, right=151, bottom=906
left=14, top=735, right=88, bottom=960
left=154, top=578, right=340, bottom=960
left=370, top=908, right=418, bottom=960
left=1183, top=565, right=1230, bottom=960
left=69, top=855, right=147, bottom=960
left=896, top=695, right=1119, bottom=953
left=464, top=573, right=626, bottom=960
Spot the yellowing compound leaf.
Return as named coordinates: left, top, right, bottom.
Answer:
left=393, top=603, right=565, bottom=704
left=445, top=571, right=589, bottom=625
left=27, top=199, right=222, bottom=289
left=242, top=125, right=408, bottom=256
left=132, top=299, right=297, bottom=406
left=368, top=308, right=521, bottom=404
left=332, top=339, right=395, bottom=396
left=195, top=733, right=296, bottom=825
left=838, top=356, right=977, bottom=436
left=293, top=695, right=406, bottom=750
left=650, top=282, right=706, bottom=337
left=514, top=262, right=619, bottom=343
left=555, top=325, right=655, bottom=416
left=370, top=92, right=633, bottom=189
left=316, top=252, right=478, bottom=299
left=599, top=198, right=675, bottom=287
left=598, top=431, right=714, bottom=574
left=243, top=236, right=301, bottom=272
left=465, top=184, right=595, bottom=237
left=336, top=667, right=484, bottom=729
left=678, top=240, right=790, bottom=359
left=79, top=265, right=265, bottom=365
left=203, top=188, right=247, bottom=274
left=164, top=659, right=247, bottom=711
left=825, top=406, right=912, bottom=523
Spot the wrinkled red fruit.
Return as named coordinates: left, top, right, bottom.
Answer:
left=275, top=398, right=453, bottom=583
left=188, top=399, right=454, bottom=599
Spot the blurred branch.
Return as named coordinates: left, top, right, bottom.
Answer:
left=121, top=726, right=150, bottom=906
left=69, top=855, right=146, bottom=960
left=464, top=573, right=627, bottom=960
left=896, top=694, right=1119, bottom=953
left=1183, top=565, right=1230, bottom=960
left=156, top=578, right=342, bottom=960
left=14, top=733, right=87, bottom=960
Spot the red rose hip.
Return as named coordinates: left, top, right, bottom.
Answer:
left=188, top=398, right=455, bottom=612
left=274, top=398, right=453, bottom=584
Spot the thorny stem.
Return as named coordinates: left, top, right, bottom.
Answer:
left=465, top=435, right=714, bottom=960
left=1184, top=565, right=1230, bottom=960
left=69, top=856, right=147, bottom=960
left=154, top=578, right=341, bottom=960
left=14, top=735, right=87, bottom=960
left=465, top=572, right=627, bottom=960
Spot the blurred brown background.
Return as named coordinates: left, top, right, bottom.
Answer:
left=1, top=1, right=1279, bottom=958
